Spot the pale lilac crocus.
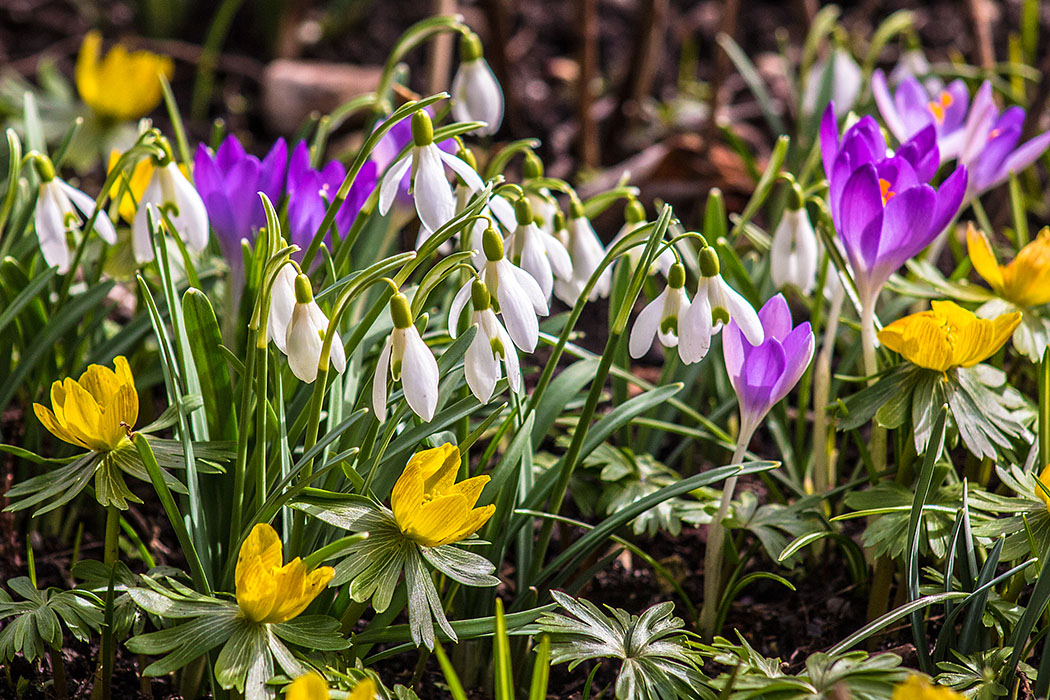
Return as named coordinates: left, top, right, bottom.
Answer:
left=872, top=69, right=969, bottom=162
left=956, top=82, right=1050, bottom=199
left=819, top=104, right=968, bottom=307
left=724, top=294, right=814, bottom=441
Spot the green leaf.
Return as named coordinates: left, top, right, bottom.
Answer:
left=129, top=611, right=242, bottom=676
left=271, top=615, right=348, bottom=651
left=183, top=288, right=236, bottom=440
left=214, top=622, right=268, bottom=692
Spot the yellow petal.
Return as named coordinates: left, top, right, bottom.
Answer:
left=956, top=311, right=1020, bottom=367
left=966, top=225, right=1004, bottom=294
left=269, top=562, right=334, bottom=622
left=76, top=31, right=174, bottom=120
left=348, top=678, right=377, bottom=700
left=446, top=475, right=490, bottom=510
left=78, top=363, right=121, bottom=408
left=286, top=673, right=330, bottom=700
left=61, top=379, right=110, bottom=451
left=1003, top=228, right=1050, bottom=307
left=236, top=523, right=284, bottom=622
left=75, top=31, right=104, bottom=114
left=409, top=443, right=458, bottom=494
left=403, top=493, right=472, bottom=547
left=443, top=504, right=496, bottom=544
left=892, top=675, right=965, bottom=700
left=1037, top=465, right=1050, bottom=509
left=108, top=152, right=154, bottom=222
left=876, top=319, right=908, bottom=356
left=390, top=460, right=424, bottom=528
left=33, top=403, right=90, bottom=449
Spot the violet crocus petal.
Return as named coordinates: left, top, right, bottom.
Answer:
left=819, top=104, right=840, bottom=183
left=999, top=130, right=1050, bottom=185
left=226, top=156, right=262, bottom=239
left=770, top=322, right=815, bottom=405
left=737, top=338, right=786, bottom=421
left=721, top=310, right=748, bottom=386
left=941, top=80, right=970, bottom=134
left=838, top=164, right=882, bottom=252
left=259, top=137, right=288, bottom=204
left=929, top=166, right=968, bottom=233
left=215, top=135, right=248, bottom=172
left=898, top=124, right=940, bottom=182
left=339, top=160, right=377, bottom=233
left=872, top=69, right=908, bottom=143
left=893, top=76, right=933, bottom=137
left=959, top=82, right=997, bottom=165
left=864, top=185, right=935, bottom=287
left=757, top=293, right=792, bottom=342
left=286, top=141, right=313, bottom=194
left=877, top=155, right=920, bottom=194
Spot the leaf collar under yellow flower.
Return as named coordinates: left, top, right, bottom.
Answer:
left=76, top=31, right=174, bottom=121
left=892, top=675, right=965, bottom=700
left=878, top=300, right=1020, bottom=372
left=390, top=443, right=495, bottom=547
left=33, top=356, right=138, bottom=452
left=235, top=523, right=333, bottom=624
left=967, top=224, right=1050, bottom=308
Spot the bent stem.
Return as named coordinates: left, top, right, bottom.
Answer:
left=699, top=438, right=751, bottom=641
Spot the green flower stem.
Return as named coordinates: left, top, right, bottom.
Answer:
left=229, top=328, right=259, bottom=558
left=699, top=439, right=750, bottom=640
left=253, top=343, right=269, bottom=516
left=92, top=504, right=120, bottom=700
left=291, top=365, right=329, bottom=557
left=50, top=647, right=67, bottom=700
left=860, top=296, right=886, bottom=473
left=813, top=284, right=844, bottom=496
left=103, top=504, right=120, bottom=567
left=1040, top=347, right=1050, bottom=469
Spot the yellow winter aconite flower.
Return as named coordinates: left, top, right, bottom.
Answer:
left=347, top=678, right=377, bottom=700
left=391, top=443, right=495, bottom=547
left=1036, top=465, right=1050, bottom=509
left=235, top=523, right=334, bottom=624
left=107, top=150, right=154, bottom=223
left=285, top=672, right=334, bottom=700
left=76, top=31, right=174, bottom=121
left=33, top=356, right=138, bottom=452
left=892, top=675, right=965, bottom=700
left=967, top=224, right=1050, bottom=308
left=878, top=300, right=1020, bottom=372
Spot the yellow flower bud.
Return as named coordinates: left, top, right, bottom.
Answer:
left=76, top=31, right=174, bottom=121
left=878, top=300, right=1020, bottom=372
left=390, top=444, right=495, bottom=547
left=235, top=523, right=334, bottom=624
left=33, top=356, right=138, bottom=452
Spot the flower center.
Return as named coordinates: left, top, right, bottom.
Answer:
left=988, top=128, right=1001, bottom=141
left=927, top=91, right=953, bottom=123
left=879, top=178, right=896, bottom=205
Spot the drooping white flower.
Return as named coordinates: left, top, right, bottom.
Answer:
left=802, top=46, right=862, bottom=119
left=554, top=200, right=611, bottom=304
left=504, top=197, right=571, bottom=301
left=679, top=246, right=763, bottom=364
left=267, top=263, right=298, bottom=353
left=769, top=193, right=818, bottom=295
left=373, top=292, right=441, bottom=422
left=451, top=32, right=504, bottom=137
left=629, top=262, right=690, bottom=358
left=132, top=156, right=209, bottom=263
left=475, top=225, right=548, bottom=352
left=283, top=272, right=347, bottom=383
left=522, top=152, right=558, bottom=233
left=609, top=198, right=674, bottom=277
left=448, top=279, right=521, bottom=403
left=379, top=110, right=483, bottom=234
left=32, top=164, right=116, bottom=274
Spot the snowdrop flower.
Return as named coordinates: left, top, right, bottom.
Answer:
left=769, top=187, right=818, bottom=294
left=679, top=246, right=763, bottom=364
left=379, top=110, right=484, bottom=234
left=522, top=153, right=558, bottom=232
left=283, top=272, right=347, bottom=383
left=132, top=145, right=209, bottom=263
left=802, top=46, right=862, bottom=119
left=31, top=155, right=116, bottom=274
left=451, top=32, right=504, bottom=137
left=373, top=292, right=441, bottom=422
left=505, top=197, right=571, bottom=301
left=629, top=262, right=690, bottom=358
left=448, top=279, right=521, bottom=403
left=609, top=198, right=674, bottom=277
left=554, top=200, right=611, bottom=304
left=477, top=226, right=548, bottom=352
left=267, top=263, right=297, bottom=353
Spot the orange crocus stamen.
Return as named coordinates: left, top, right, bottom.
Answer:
left=879, top=178, right=896, bottom=205
left=927, top=91, right=954, bottom=123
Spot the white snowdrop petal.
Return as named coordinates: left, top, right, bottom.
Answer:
left=719, top=278, right=764, bottom=345
left=372, top=340, right=393, bottom=422
left=488, top=196, right=517, bottom=230
left=507, top=260, right=549, bottom=315
left=401, top=327, right=440, bottom=421
left=57, top=180, right=117, bottom=245
left=34, top=185, right=71, bottom=273
left=132, top=179, right=163, bottom=263
left=519, top=230, right=553, bottom=300
left=678, top=292, right=712, bottom=365
left=379, top=155, right=412, bottom=215
left=447, top=281, right=473, bottom=339
left=464, top=326, right=499, bottom=404
left=452, top=59, right=504, bottom=136
left=286, top=303, right=322, bottom=383
left=437, top=149, right=484, bottom=192
left=545, top=226, right=573, bottom=279
left=497, top=273, right=540, bottom=352
left=169, top=164, right=210, bottom=252
left=308, top=303, right=345, bottom=374
left=413, top=145, right=456, bottom=233
left=629, top=290, right=666, bottom=359
left=267, top=264, right=297, bottom=353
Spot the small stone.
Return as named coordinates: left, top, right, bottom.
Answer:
left=262, top=59, right=383, bottom=134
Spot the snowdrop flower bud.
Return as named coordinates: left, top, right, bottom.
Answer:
left=31, top=155, right=116, bottom=274
left=477, top=225, right=548, bottom=352
left=451, top=32, right=504, bottom=136
left=555, top=199, right=611, bottom=304
left=609, top=198, right=674, bottom=277
left=132, top=143, right=209, bottom=263
left=769, top=185, right=818, bottom=294
left=505, top=197, right=571, bottom=301
left=373, top=292, right=441, bottom=422
left=379, top=110, right=484, bottom=234
left=629, top=262, right=691, bottom=358
left=802, top=46, right=862, bottom=119
left=678, top=246, right=763, bottom=364
left=448, top=279, right=521, bottom=403
left=285, top=273, right=347, bottom=383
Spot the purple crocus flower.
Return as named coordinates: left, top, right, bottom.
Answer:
left=872, top=69, right=970, bottom=162
left=194, top=135, right=288, bottom=259
left=724, top=294, right=814, bottom=441
left=285, top=140, right=377, bottom=255
left=820, top=104, right=968, bottom=305
left=956, top=82, right=1050, bottom=199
